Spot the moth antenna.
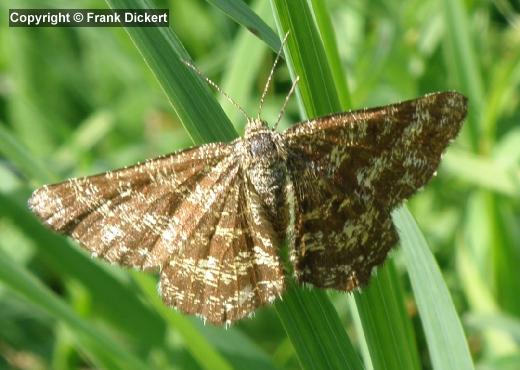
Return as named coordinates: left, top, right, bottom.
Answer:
left=257, top=31, right=290, bottom=120
left=182, top=59, right=249, bottom=122
left=274, top=76, right=299, bottom=130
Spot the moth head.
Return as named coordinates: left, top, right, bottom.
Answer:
left=245, top=118, right=271, bottom=137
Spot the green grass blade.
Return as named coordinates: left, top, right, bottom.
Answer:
left=458, top=192, right=518, bottom=354
left=271, top=2, right=427, bottom=369
left=393, top=207, right=474, bottom=370
left=106, top=0, right=237, bottom=144
left=441, top=0, right=484, bottom=150
left=314, top=6, right=423, bottom=366
left=442, top=149, right=520, bottom=199
left=481, top=49, right=520, bottom=145
left=0, top=247, right=150, bottom=370
left=466, top=313, right=520, bottom=344
left=206, top=0, right=280, bottom=53
left=218, top=0, right=271, bottom=125
left=308, top=0, right=352, bottom=109
left=275, top=283, right=362, bottom=370
left=0, top=192, right=167, bottom=352
left=132, top=273, right=234, bottom=370
left=353, top=263, right=422, bottom=370
left=0, top=123, right=55, bottom=184
left=196, top=323, right=279, bottom=370
left=271, top=0, right=340, bottom=119
left=52, top=111, right=116, bottom=172
left=270, top=1, right=363, bottom=369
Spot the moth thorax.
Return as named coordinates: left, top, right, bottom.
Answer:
left=244, top=130, right=288, bottom=234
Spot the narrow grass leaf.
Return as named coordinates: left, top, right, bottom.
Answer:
left=275, top=283, right=362, bottom=370
left=308, top=0, right=352, bottom=108
left=481, top=51, right=520, bottom=142
left=442, top=149, right=520, bottom=199
left=494, top=128, right=520, bottom=169
left=132, top=273, right=235, bottom=370
left=0, top=123, right=55, bottom=184
left=106, top=0, right=237, bottom=143
left=0, top=247, right=150, bottom=370
left=52, top=111, right=115, bottom=171
left=327, top=4, right=422, bottom=366
left=271, top=0, right=340, bottom=119
left=270, top=1, right=363, bottom=369
left=218, top=0, right=271, bottom=125
left=465, top=313, right=520, bottom=344
left=272, top=2, right=428, bottom=370
left=457, top=193, right=517, bottom=355
left=198, top=324, right=279, bottom=370
left=493, top=200, right=520, bottom=316
left=393, top=207, right=474, bottom=370
left=0, top=192, right=167, bottom=352
left=353, top=262, right=422, bottom=370
left=206, top=0, right=280, bottom=53
left=441, top=0, right=484, bottom=149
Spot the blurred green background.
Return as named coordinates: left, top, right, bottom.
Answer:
left=1, top=0, right=519, bottom=369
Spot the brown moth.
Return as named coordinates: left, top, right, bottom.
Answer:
left=28, top=56, right=467, bottom=325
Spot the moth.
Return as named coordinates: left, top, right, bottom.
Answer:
left=29, top=54, right=467, bottom=325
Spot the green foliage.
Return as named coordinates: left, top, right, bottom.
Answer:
left=1, top=0, right=519, bottom=369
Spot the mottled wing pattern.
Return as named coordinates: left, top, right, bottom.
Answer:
left=289, top=178, right=399, bottom=290
left=29, top=141, right=285, bottom=325
left=28, top=143, right=232, bottom=270
left=160, top=171, right=285, bottom=324
left=284, top=92, right=467, bottom=290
